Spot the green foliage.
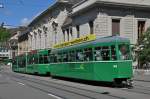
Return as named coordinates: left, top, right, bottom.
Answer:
left=0, top=27, right=10, bottom=42
left=137, top=27, right=150, bottom=65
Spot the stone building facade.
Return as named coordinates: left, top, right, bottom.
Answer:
left=18, top=30, right=29, bottom=55
left=62, top=0, right=150, bottom=45
left=9, top=27, right=27, bottom=58
left=9, top=32, right=18, bottom=59
left=27, top=0, right=150, bottom=52
left=28, top=0, right=80, bottom=51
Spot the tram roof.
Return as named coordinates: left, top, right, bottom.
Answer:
left=52, top=36, right=130, bottom=52
left=38, top=49, right=51, bottom=55
left=96, top=36, right=129, bottom=43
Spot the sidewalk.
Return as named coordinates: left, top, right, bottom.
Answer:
left=133, top=69, right=150, bottom=82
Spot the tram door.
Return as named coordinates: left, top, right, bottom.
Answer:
left=111, top=45, right=118, bottom=77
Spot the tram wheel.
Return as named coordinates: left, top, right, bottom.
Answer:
left=126, top=79, right=133, bottom=89
left=113, top=79, right=123, bottom=88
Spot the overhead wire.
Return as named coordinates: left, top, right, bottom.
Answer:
left=0, top=0, right=51, bottom=7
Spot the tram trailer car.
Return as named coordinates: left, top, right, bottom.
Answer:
left=12, top=57, right=18, bottom=72
left=50, top=36, right=133, bottom=85
left=13, top=55, right=26, bottom=73
left=12, top=36, right=133, bottom=85
left=26, top=50, right=38, bottom=74
left=33, top=49, right=51, bottom=75
left=12, top=50, right=52, bottom=75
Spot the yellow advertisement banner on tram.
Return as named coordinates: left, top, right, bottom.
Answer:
left=53, top=34, right=96, bottom=48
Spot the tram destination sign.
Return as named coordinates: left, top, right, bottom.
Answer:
left=53, top=34, right=96, bottom=48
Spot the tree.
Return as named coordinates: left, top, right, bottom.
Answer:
left=0, top=27, right=10, bottom=42
left=136, top=27, right=150, bottom=68
left=0, top=27, right=11, bottom=47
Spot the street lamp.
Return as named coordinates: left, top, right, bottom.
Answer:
left=0, top=3, right=4, bottom=8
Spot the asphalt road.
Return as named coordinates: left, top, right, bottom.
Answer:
left=0, top=66, right=150, bottom=99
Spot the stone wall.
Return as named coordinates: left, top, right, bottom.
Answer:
left=71, top=6, right=150, bottom=44
left=27, top=0, right=150, bottom=52
left=28, top=5, right=69, bottom=50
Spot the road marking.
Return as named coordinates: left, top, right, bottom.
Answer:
left=17, top=82, right=25, bottom=86
left=122, top=88, right=128, bottom=89
left=48, top=93, right=63, bottom=99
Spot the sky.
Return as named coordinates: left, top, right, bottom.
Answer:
left=0, top=0, right=55, bottom=28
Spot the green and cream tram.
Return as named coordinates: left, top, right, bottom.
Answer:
left=12, top=36, right=133, bottom=85
left=50, top=36, right=133, bottom=84
left=26, top=49, right=51, bottom=75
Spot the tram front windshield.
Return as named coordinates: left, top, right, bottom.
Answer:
left=118, top=44, right=130, bottom=60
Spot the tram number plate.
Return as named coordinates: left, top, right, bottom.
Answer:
left=113, top=65, right=118, bottom=68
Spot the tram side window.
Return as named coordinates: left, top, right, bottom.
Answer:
left=101, top=47, right=110, bottom=61
left=32, top=57, right=35, bottom=64
left=22, top=59, right=26, bottom=67
left=119, top=44, right=130, bottom=60
left=18, top=59, right=21, bottom=67
left=84, top=48, right=93, bottom=61
left=111, top=46, right=117, bottom=60
left=69, top=51, right=76, bottom=62
left=28, top=56, right=32, bottom=65
left=28, top=57, right=31, bottom=65
left=50, top=54, right=55, bottom=63
left=94, top=47, right=102, bottom=61
left=12, top=59, right=17, bottom=65
left=76, top=50, right=84, bottom=61
left=50, top=53, right=57, bottom=63
left=32, top=55, right=38, bottom=64
left=19, top=58, right=23, bottom=67
left=28, top=56, right=32, bottom=64
left=44, top=55, right=49, bottom=64
left=19, top=61, right=22, bottom=67
left=35, top=56, right=38, bottom=64
left=57, top=53, right=62, bottom=62
left=39, top=55, right=44, bottom=64
left=63, top=52, right=68, bottom=62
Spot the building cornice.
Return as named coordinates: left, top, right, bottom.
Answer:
left=71, top=0, right=150, bottom=16
left=28, top=1, right=73, bottom=27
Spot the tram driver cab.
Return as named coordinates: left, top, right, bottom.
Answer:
left=119, top=44, right=130, bottom=60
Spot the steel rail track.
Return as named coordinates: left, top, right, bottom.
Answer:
left=11, top=78, right=66, bottom=99
left=120, top=85, right=150, bottom=95
left=4, top=72, right=126, bottom=99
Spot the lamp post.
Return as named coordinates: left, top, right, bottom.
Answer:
left=0, top=3, right=4, bottom=8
